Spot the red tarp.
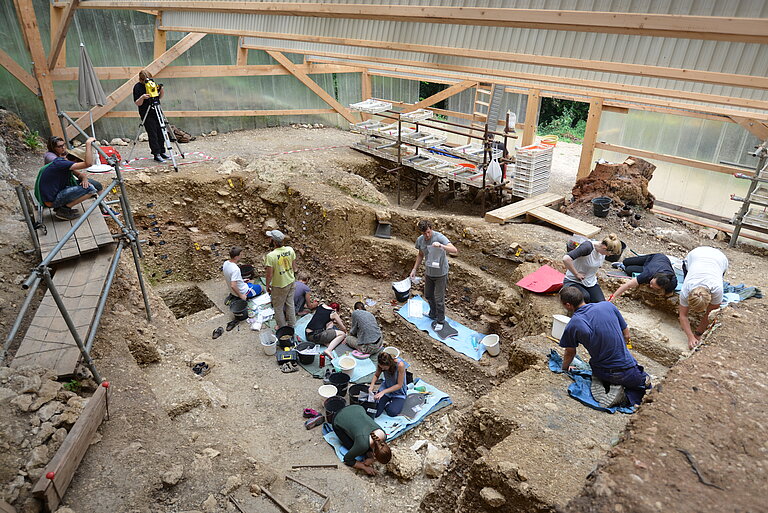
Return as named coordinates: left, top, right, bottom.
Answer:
left=516, top=265, right=565, bottom=294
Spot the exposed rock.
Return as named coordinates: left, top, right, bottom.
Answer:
left=423, top=444, right=452, bottom=478
left=224, top=222, right=247, bottom=235
left=386, top=448, right=422, bottom=480
left=480, top=487, right=507, bottom=507
left=200, top=494, right=218, bottom=513
left=570, top=156, right=656, bottom=209
left=201, top=447, right=220, bottom=459
left=36, top=401, right=64, bottom=422
left=138, top=132, right=148, bottom=142
left=220, top=474, right=242, bottom=495
left=11, top=393, right=33, bottom=412
left=200, top=382, right=228, bottom=408
left=161, top=464, right=184, bottom=487
left=29, top=380, right=63, bottom=411
left=26, top=445, right=49, bottom=469
left=109, top=137, right=128, bottom=146
left=216, top=159, right=241, bottom=175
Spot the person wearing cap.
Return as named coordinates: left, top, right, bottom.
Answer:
left=264, top=229, right=297, bottom=328
left=409, top=220, right=457, bottom=332
left=35, top=137, right=103, bottom=221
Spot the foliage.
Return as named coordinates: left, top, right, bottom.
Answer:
left=63, top=379, right=81, bottom=393
left=23, top=130, right=43, bottom=150
left=537, top=98, right=588, bottom=143
left=419, top=82, right=448, bottom=110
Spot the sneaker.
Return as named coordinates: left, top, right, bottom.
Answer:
left=153, top=155, right=165, bottom=163
left=304, top=415, right=324, bottom=430
left=226, top=319, right=240, bottom=331
left=101, top=207, right=121, bottom=219
left=160, top=153, right=170, bottom=159
left=54, top=207, right=80, bottom=221
left=611, top=262, right=625, bottom=271
left=303, top=408, right=321, bottom=418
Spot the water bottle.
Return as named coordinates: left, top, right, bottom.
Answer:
left=319, top=354, right=325, bottom=368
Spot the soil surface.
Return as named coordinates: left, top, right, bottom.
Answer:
left=1, top=122, right=766, bottom=513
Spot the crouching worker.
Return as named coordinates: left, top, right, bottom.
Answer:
left=678, top=246, right=728, bottom=350
left=609, top=253, right=678, bottom=301
left=35, top=137, right=103, bottom=221
left=369, top=352, right=406, bottom=418
left=346, top=302, right=384, bottom=356
left=305, top=302, right=346, bottom=359
left=558, top=287, right=651, bottom=407
left=332, top=404, right=391, bottom=476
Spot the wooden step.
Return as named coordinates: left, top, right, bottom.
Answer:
left=526, top=206, right=601, bottom=237
left=38, top=199, right=114, bottom=264
left=484, top=193, right=563, bottom=224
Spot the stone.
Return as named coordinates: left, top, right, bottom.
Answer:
left=30, top=380, right=63, bottom=411
left=55, top=508, right=77, bottom=513
left=480, top=487, right=506, bottom=507
left=34, top=422, right=56, bottom=445
left=386, top=448, right=422, bottom=480
left=162, top=464, right=184, bottom=487
left=134, top=171, right=151, bottom=184
left=220, top=474, right=242, bottom=495
left=138, top=132, right=148, bottom=142
left=201, top=494, right=217, bottom=513
left=201, top=447, right=220, bottom=459
left=423, top=444, right=452, bottom=478
left=11, top=393, right=34, bottom=412
left=224, top=222, right=247, bottom=235
left=200, top=382, right=228, bottom=408
left=375, top=210, right=391, bottom=223
left=18, top=374, right=42, bottom=394
left=26, top=444, right=49, bottom=469
left=216, top=160, right=240, bottom=175
left=37, top=400, right=64, bottom=421
left=192, top=353, right=217, bottom=370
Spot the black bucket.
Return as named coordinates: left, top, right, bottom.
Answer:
left=229, top=299, right=248, bottom=321
left=348, top=384, right=377, bottom=418
left=276, top=326, right=295, bottom=348
left=605, top=241, right=627, bottom=263
left=591, top=197, right=612, bottom=218
left=329, top=372, right=351, bottom=397
left=324, top=396, right=346, bottom=424
left=295, top=342, right=316, bottom=365
left=239, top=264, right=254, bottom=280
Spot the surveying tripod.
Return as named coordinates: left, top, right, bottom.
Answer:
left=125, top=98, right=184, bottom=172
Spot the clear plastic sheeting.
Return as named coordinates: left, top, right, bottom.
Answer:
left=595, top=110, right=759, bottom=218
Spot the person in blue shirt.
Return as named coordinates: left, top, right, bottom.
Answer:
left=558, top=286, right=651, bottom=406
left=608, top=253, right=678, bottom=301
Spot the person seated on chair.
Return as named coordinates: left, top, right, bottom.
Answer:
left=369, top=352, right=407, bottom=418
left=35, top=137, right=103, bottom=221
left=678, top=246, right=729, bottom=350
left=609, top=253, right=678, bottom=301
left=346, top=301, right=383, bottom=356
left=293, top=271, right=319, bottom=316
left=558, top=286, right=651, bottom=407
left=44, top=136, right=68, bottom=164
left=562, top=233, right=623, bottom=303
left=305, top=302, right=346, bottom=359
left=332, top=404, right=391, bottom=476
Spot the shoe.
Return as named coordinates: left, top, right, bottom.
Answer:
left=611, top=262, right=625, bottom=271
left=226, top=319, right=240, bottom=331
left=153, top=155, right=165, bottom=163
left=160, top=153, right=170, bottom=159
left=303, top=408, right=321, bottom=418
left=54, top=207, right=80, bottom=221
left=101, top=207, right=121, bottom=219
left=304, top=415, right=324, bottom=430
left=212, top=327, right=224, bottom=339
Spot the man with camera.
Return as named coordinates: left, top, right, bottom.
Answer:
left=133, top=70, right=169, bottom=163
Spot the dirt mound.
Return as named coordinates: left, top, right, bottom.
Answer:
left=0, top=109, right=33, bottom=157
left=570, top=156, right=656, bottom=209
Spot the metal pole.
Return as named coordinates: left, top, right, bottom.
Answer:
left=2, top=275, right=41, bottom=363
left=129, top=239, right=152, bottom=322
left=84, top=242, right=125, bottom=352
left=15, top=186, right=41, bottom=257
left=54, top=100, right=71, bottom=149
left=40, top=268, right=102, bottom=383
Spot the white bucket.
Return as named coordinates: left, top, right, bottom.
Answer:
left=338, top=355, right=357, bottom=376
left=481, top=334, right=500, bottom=357
left=382, top=346, right=400, bottom=359
left=318, top=384, right=337, bottom=399
left=552, top=314, right=570, bottom=340
left=260, top=332, right=277, bottom=355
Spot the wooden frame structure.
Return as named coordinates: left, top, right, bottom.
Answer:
left=1, top=1, right=767, bottom=230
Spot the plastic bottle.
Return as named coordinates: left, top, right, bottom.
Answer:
left=319, top=354, right=325, bottom=368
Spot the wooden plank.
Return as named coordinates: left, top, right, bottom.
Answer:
left=47, top=0, right=79, bottom=70
left=65, top=32, right=207, bottom=140
left=50, top=3, right=67, bottom=69
left=67, top=108, right=337, bottom=118
left=15, top=0, right=63, bottom=137
left=402, top=80, right=477, bottom=113
left=411, top=176, right=438, bottom=210
left=153, top=12, right=167, bottom=59
left=32, top=385, right=107, bottom=512
left=526, top=206, right=600, bottom=237
left=360, top=70, right=372, bottom=121
left=80, top=2, right=768, bottom=44
left=38, top=209, right=80, bottom=263
left=729, top=116, right=768, bottom=141
left=266, top=50, right=357, bottom=123
left=0, top=48, right=38, bottom=93
left=577, top=98, right=603, bottom=180
left=236, top=36, right=247, bottom=66
left=521, top=89, right=540, bottom=146
left=484, top=192, right=563, bottom=224
left=594, top=142, right=751, bottom=177
left=652, top=206, right=768, bottom=244
left=0, top=500, right=17, bottom=513
left=49, top=63, right=358, bottom=80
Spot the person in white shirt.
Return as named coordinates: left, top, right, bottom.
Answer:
left=678, top=246, right=728, bottom=349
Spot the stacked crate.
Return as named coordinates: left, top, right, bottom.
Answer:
left=512, top=144, right=554, bottom=198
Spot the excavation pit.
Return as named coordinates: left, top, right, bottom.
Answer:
left=156, top=283, right=216, bottom=319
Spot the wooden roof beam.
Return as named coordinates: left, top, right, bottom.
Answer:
left=167, top=25, right=768, bottom=90
left=78, top=2, right=768, bottom=44
left=403, top=79, right=476, bottom=113
left=48, top=0, right=80, bottom=70
left=0, top=48, right=39, bottom=93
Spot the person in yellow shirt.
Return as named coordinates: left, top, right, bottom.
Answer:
left=265, top=230, right=297, bottom=328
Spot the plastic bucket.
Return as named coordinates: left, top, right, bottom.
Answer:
left=229, top=299, right=248, bottom=321
left=338, top=356, right=357, bottom=377
left=605, top=241, right=627, bottom=263
left=276, top=326, right=295, bottom=348
left=239, top=264, right=254, bottom=279
left=329, top=372, right=351, bottom=396
left=324, top=396, right=346, bottom=424
left=552, top=314, right=571, bottom=340
left=540, top=135, right=559, bottom=147
left=348, top=384, right=369, bottom=406
left=318, top=384, right=337, bottom=399
left=481, top=334, right=500, bottom=356
left=382, top=346, right=400, bottom=359
left=260, top=332, right=277, bottom=355
left=295, top=342, right=316, bottom=364
left=591, top=197, right=612, bottom=218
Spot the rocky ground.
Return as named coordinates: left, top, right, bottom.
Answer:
left=0, top=116, right=766, bottom=512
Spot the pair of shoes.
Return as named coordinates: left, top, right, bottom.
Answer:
left=101, top=207, right=121, bottom=219
left=53, top=206, right=80, bottom=221
left=322, top=367, right=333, bottom=384
left=226, top=319, right=240, bottom=331
left=153, top=155, right=165, bottom=163
left=212, top=327, right=224, bottom=339
left=611, top=262, right=625, bottom=271
left=303, top=408, right=321, bottom=418
left=304, top=415, right=324, bottom=430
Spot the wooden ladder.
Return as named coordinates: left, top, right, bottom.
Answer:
left=468, top=82, right=493, bottom=143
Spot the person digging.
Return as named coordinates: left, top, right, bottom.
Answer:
left=332, top=404, right=391, bottom=476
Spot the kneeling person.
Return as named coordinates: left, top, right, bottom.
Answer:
left=609, top=253, right=677, bottom=301
left=558, top=287, right=650, bottom=407
left=333, top=404, right=391, bottom=476
left=346, top=302, right=383, bottom=355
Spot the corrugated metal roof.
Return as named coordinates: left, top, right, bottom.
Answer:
left=163, top=1, right=768, bottom=112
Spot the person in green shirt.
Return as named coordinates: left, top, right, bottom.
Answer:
left=332, top=405, right=391, bottom=475
left=265, top=229, right=297, bottom=328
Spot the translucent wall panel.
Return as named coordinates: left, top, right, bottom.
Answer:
left=370, top=76, right=419, bottom=105
left=595, top=110, right=760, bottom=218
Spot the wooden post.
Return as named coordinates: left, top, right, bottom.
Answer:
left=50, top=2, right=67, bottom=69
left=521, top=88, right=540, bottom=146
left=153, top=12, right=167, bottom=59
left=236, top=36, right=248, bottom=66
left=15, top=0, right=63, bottom=137
left=360, top=70, right=372, bottom=120
left=576, top=98, right=603, bottom=180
